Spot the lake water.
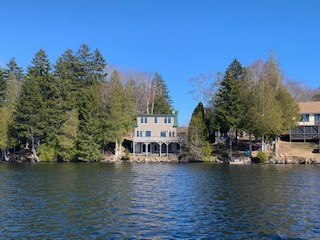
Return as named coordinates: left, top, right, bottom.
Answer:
left=0, top=163, right=320, bottom=239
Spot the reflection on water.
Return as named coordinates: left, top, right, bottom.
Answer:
left=0, top=163, right=320, bottom=238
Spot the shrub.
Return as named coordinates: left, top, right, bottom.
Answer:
left=122, top=149, right=130, bottom=161
left=38, top=143, right=57, bottom=161
left=256, top=151, right=268, bottom=163
left=202, top=142, right=212, bottom=161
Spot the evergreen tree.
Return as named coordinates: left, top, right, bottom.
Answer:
left=0, top=68, right=6, bottom=107
left=104, top=70, right=135, bottom=156
left=13, top=49, right=51, bottom=161
left=213, top=59, right=244, bottom=133
left=4, top=59, right=23, bottom=151
left=0, top=106, right=10, bottom=160
left=76, top=85, right=104, bottom=161
left=56, top=109, right=79, bottom=161
left=152, top=72, right=173, bottom=114
left=75, top=44, right=107, bottom=86
left=188, top=102, right=211, bottom=160
left=7, top=57, right=24, bottom=81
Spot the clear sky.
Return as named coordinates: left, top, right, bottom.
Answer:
left=1, top=0, right=320, bottom=125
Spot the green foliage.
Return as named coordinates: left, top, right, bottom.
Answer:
left=243, top=55, right=299, bottom=139
left=104, top=71, right=136, bottom=145
left=188, top=102, right=210, bottom=160
left=7, top=57, right=24, bottom=81
left=152, top=72, right=173, bottom=114
left=77, top=86, right=104, bottom=161
left=0, top=69, right=6, bottom=107
left=256, top=151, right=268, bottom=163
left=122, top=149, right=131, bottom=161
left=213, top=59, right=244, bottom=133
left=202, top=142, right=212, bottom=161
left=38, top=143, right=57, bottom=161
left=57, top=109, right=79, bottom=161
left=0, top=106, right=10, bottom=149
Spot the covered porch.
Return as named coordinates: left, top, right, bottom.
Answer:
left=132, top=137, right=180, bottom=157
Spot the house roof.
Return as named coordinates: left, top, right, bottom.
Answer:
left=136, top=113, right=179, bottom=127
left=298, top=102, right=320, bottom=114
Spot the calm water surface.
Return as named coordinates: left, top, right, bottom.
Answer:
left=1, top=163, right=320, bottom=239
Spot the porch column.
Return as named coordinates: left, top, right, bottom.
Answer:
left=133, top=142, right=136, bottom=158
left=145, top=142, right=149, bottom=156
left=165, top=142, right=170, bottom=156
left=158, top=142, right=163, bottom=157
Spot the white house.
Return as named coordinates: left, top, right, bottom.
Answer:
left=132, top=113, right=180, bottom=156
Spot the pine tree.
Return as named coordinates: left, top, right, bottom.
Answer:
left=56, top=109, right=79, bottom=161
left=152, top=72, right=173, bottom=114
left=188, top=102, right=211, bottom=160
left=104, top=70, right=135, bottom=156
left=7, top=57, right=24, bottom=81
left=0, top=68, right=6, bottom=107
left=213, top=59, right=244, bottom=133
left=76, top=85, right=104, bottom=161
left=74, top=43, right=107, bottom=86
left=13, top=49, right=51, bottom=161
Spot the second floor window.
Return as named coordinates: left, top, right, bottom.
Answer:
left=301, top=114, right=309, bottom=122
left=164, top=117, right=171, bottom=124
left=146, top=131, right=151, bottom=137
left=140, top=116, right=148, bottom=123
left=154, top=117, right=157, bottom=123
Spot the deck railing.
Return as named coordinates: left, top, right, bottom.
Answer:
left=133, top=136, right=180, bottom=143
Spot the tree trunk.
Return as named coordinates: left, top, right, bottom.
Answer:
left=261, top=134, right=265, bottom=152
left=1, top=150, right=5, bottom=161
left=30, top=129, right=39, bottom=162
left=274, top=135, right=279, bottom=159
left=235, top=129, right=238, bottom=146
left=229, top=128, right=233, bottom=161
left=115, top=140, right=119, bottom=156
left=114, top=140, right=123, bottom=157
left=249, top=133, right=252, bottom=158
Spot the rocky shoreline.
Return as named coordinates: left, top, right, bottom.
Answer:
left=2, top=150, right=320, bottom=164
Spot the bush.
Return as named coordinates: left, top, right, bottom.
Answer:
left=38, top=143, right=57, bottom=161
left=122, top=149, right=130, bottom=161
left=202, top=142, right=212, bottom=161
left=256, top=151, right=268, bottom=163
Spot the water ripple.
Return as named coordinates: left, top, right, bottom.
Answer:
left=1, top=163, right=320, bottom=238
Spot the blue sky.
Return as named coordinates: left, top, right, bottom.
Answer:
left=1, top=0, right=320, bottom=125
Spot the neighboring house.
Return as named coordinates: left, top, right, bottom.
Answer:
left=290, top=102, right=320, bottom=141
left=133, top=113, right=180, bottom=156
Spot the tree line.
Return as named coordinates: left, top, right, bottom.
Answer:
left=188, top=55, right=305, bottom=160
left=0, top=44, right=173, bottom=161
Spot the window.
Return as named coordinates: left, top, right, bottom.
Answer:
left=160, top=131, right=166, bottom=137
left=154, top=117, right=157, bottom=123
left=136, top=130, right=142, bottom=137
left=315, top=114, right=320, bottom=124
left=301, top=114, right=309, bottom=122
left=164, top=117, right=171, bottom=124
left=140, top=116, right=148, bottom=123
left=146, top=131, right=151, bottom=137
